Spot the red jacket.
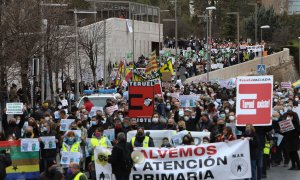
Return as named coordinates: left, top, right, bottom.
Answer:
left=84, top=101, right=94, bottom=112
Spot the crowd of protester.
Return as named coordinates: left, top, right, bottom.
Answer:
left=1, top=78, right=300, bottom=180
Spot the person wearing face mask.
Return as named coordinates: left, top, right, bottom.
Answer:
left=185, top=107, right=201, bottom=131
left=210, top=117, right=226, bottom=143
left=165, top=118, right=177, bottom=130
left=122, top=117, right=132, bottom=133
left=114, top=119, right=125, bottom=139
left=130, top=127, right=154, bottom=148
left=88, top=127, right=111, bottom=179
left=281, top=111, right=300, bottom=170
left=40, top=122, right=59, bottom=173
left=87, top=116, right=100, bottom=138
left=149, top=113, right=164, bottom=130
left=130, top=119, right=138, bottom=130
left=61, top=131, right=82, bottom=179
left=117, top=111, right=124, bottom=122
left=2, top=108, right=26, bottom=139
left=272, top=111, right=290, bottom=167
left=88, top=128, right=111, bottom=162
left=241, top=124, right=260, bottom=180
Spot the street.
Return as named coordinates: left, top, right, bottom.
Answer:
left=267, top=163, right=300, bottom=180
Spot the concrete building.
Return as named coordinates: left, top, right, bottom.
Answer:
left=78, top=18, right=163, bottom=82
left=258, top=0, right=300, bottom=15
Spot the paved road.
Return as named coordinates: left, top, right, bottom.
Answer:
left=267, top=163, right=300, bottom=180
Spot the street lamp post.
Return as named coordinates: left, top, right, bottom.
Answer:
left=74, top=9, right=97, bottom=99
left=248, top=3, right=258, bottom=44
left=206, top=6, right=216, bottom=82
left=40, top=2, right=68, bottom=102
left=260, top=25, right=270, bottom=75
left=227, top=12, right=240, bottom=64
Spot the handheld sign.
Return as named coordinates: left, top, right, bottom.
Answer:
left=6, top=103, right=23, bottom=114
left=236, top=76, right=273, bottom=126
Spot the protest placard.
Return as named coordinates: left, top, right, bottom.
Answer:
left=178, top=95, right=199, bottom=107
left=40, top=136, right=56, bottom=149
left=103, top=129, right=115, bottom=141
left=89, top=107, right=103, bottom=118
left=281, top=82, right=292, bottom=89
left=60, top=119, right=75, bottom=131
left=236, top=76, right=273, bottom=126
left=279, top=119, right=295, bottom=133
left=6, top=103, right=23, bottom=114
left=96, top=140, right=251, bottom=180
left=128, top=81, right=154, bottom=123
left=94, top=147, right=113, bottom=180
left=60, top=152, right=81, bottom=165
left=21, top=138, right=40, bottom=152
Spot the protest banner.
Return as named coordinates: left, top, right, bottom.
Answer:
left=103, top=129, right=115, bottom=141
left=96, top=140, right=251, bottom=180
left=219, top=78, right=237, bottom=89
left=40, top=136, right=56, bottom=149
left=178, top=95, right=199, bottom=107
left=94, top=147, right=113, bottom=180
left=236, top=76, right=273, bottom=126
left=21, top=138, right=40, bottom=152
left=281, top=82, right=292, bottom=89
left=171, top=130, right=211, bottom=146
left=128, top=81, right=154, bottom=123
left=89, top=106, right=104, bottom=118
left=60, top=152, right=81, bottom=165
left=60, top=119, right=75, bottom=131
left=0, top=140, right=40, bottom=179
left=127, top=130, right=210, bottom=147
left=6, top=103, right=23, bottom=114
left=279, top=119, right=295, bottom=133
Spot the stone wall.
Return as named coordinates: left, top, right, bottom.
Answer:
left=185, top=48, right=291, bottom=83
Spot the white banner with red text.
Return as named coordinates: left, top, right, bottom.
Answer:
left=94, top=139, right=251, bottom=180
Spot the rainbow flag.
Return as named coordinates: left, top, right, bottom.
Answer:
left=0, top=140, right=40, bottom=180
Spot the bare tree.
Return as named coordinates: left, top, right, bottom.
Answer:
left=3, top=0, right=42, bottom=104
left=43, top=6, right=74, bottom=102
left=78, top=20, right=108, bottom=85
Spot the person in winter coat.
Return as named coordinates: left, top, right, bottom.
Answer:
left=281, top=111, right=300, bottom=170
left=0, top=141, right=12, bottom=180
left=2, top=108, right=26, bottom=139
left=108, top=132, right=133, bottom=180
left=242, top=124, right=260, bottom=180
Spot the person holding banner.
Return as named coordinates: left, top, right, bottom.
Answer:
left=40, top=122, right=59, bottom=173
left=88, top=128, right=111, bottom=179
left=281, top=111, right=300, bottom=170
left=130, top=127, right=154, bottom=148
left=242, top=124, right=260, bottom=180
left=2, top=108, right=26, bottom=139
